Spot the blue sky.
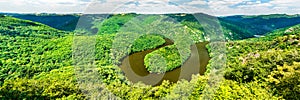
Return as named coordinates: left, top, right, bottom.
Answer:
left=0, top=0, right=299, bottom=16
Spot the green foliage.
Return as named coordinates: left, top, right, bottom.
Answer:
left=214, top=80, right=280, bottom=99
left=225, top=27, right=300, bottom=82
left=219, top=20, right=252, bottom=40
left=109, top=35, right=166, bottom=65
left=131, top=35, right=165, bottom=52
left=97, top=65, right=126, bottom=84
left=110, top=15, right=194, bottom=67
left=108, top=15, right=196, bottom=73
left=144, top=53, right=168, bottom=73
left=181, top=21, right=206, bottom=42
left=221, top=14, right=300, bottom=37
left=0, top=36, right=73, bottom=83
left=144, top=45, right=191, bottom=73
left=95, top=14, right=136, bottom=34
left=0, top=16, right=68, bottom=38
left=165, top=75, right=208, bottom=100
left=1, top=14, right=300, bottom=100
left=6, top=13, right=300, bottom=40
left=268, top=62, right=300, bottom=100
left=168, top=13, right=297, bottom=40
left=223, top=24, right=300, bottom=99
left=164, top=80, right=192, bottom=99
left=243, top=14, right=300, bottom=19
left=9, top=14, right=80, bottom=31
left=95, top=34, right=115, bottom=66
left=105, top=80, right=175, bottom=100
left=0, top=66, right=85, bottom=99
left=0, top=17, right=72, bottom=85
left=189, top=75, right=208, bottom=99
left=246, top=24, right=300, bottom=41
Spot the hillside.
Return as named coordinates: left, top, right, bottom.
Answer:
left=0, top=15, right=299, bottom=99
left=0, top=16, right=72, bottom=83
left=220, top=14, right=300, bottom=37
left=224, top=24, right=300, bottom=99
left=3, top=13, right=80, bottom=31
left=0, top=16, right=67, bottom=37
left=4, top=13, right=300, bottom=40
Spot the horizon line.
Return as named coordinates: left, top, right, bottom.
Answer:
left=1, top=11, right=299, bottom=17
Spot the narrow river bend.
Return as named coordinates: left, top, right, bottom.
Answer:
left=120, top=39, right=210, bottom=86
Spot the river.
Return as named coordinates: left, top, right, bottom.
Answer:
left=120, top=39, right=210, bottom=86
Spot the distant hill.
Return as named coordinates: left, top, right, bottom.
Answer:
left=0, top=16, right=68, bottom=37
left=2, top=13, right=300, bottom=40
left=2, top=13, right=80, bottom=31
left=93, top=13, right=300, bottom=40
left=267, top=23, right=300, bottom=36
left=220, top=14, right=300, bottom=37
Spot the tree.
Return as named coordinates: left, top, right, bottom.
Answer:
left=268, top=62, right=300, bottom=99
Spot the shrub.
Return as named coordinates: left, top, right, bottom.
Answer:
left=268, top=62, right=300, bottom=100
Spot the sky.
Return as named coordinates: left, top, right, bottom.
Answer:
left=0, top=0, right=299, bottom=16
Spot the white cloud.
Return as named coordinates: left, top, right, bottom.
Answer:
left=85, top=0, right=186, bottom=14
left=185, top=0, right=207, bottom=5
left=269, top=0, right=300, bottom=8
left=0, top=0, right=90, bottom=13
left=0, top=0, right=300, bottom=16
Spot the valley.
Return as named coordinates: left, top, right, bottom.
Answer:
left=0, top=13, right=299, bottom=99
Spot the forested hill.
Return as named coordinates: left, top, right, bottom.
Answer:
left=220, top=14, right=300, bottom=37
left=0, top=16, right=69, bottom=37
left=244, top=23, right=300, bottom=42
left=0, top=15, right=299, bottom=99
left=3, top=13, right=300, bottom=40
left=0, top=16, right=72, bottom=87
left=224, top=22, right=300, bottom=99
left=2, top=13, right=80, bottom=31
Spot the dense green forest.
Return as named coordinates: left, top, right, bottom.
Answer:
left=4, top=13, right=300, bottom=39
left=2, top=13, right=80, bottom=31
left=0, top=13, right=299, bottom=99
